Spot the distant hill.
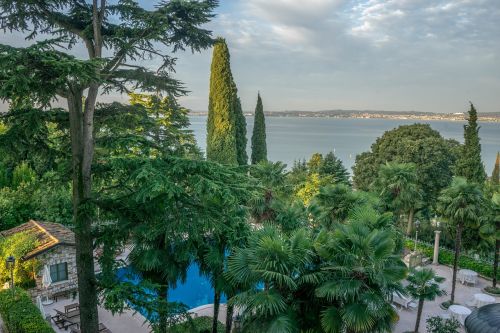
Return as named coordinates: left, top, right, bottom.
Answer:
left=190, top=109, right=500, bottom=122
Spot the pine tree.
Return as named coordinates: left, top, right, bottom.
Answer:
left=206, top=38, right=238, bottom=165
left=492, top=152, right=500, bottom=185
left=456, top=103, right=486, bottom=184
left=251, top=93, right=267, bottom=164
left=234, top=93, right=248, bottom=165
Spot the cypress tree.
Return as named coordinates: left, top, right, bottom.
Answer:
left=492, top=152, right=500, bottom=185
left=251, top=93, right=267, bottom=164
left=206, top=38, right=238, bottom=165
left=456, top=103, right=486, bottom=184
left=234, top=92, right=248, bottom=165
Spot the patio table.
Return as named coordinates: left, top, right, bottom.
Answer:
left=458, top=269, right=478, bottom=285
left=448, top=305, right=472, bottom=325
left=473, top=293, right=496, bottom=308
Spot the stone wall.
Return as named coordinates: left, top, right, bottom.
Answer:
left=28, top=245, right=78, bottom=300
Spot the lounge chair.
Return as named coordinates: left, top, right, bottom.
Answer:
left=392, top=292, right=417, bottom=310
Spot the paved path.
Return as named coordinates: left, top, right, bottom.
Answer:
left=394, top=264, right=500, bottom=333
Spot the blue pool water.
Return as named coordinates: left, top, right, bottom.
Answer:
left=116, top=263, right=227, bottom=311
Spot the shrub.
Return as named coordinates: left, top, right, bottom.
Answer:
left=405, top=240, right=500, bottom=280
left=426, top=316, right=460, bottom=333
left=170, top=316, right=225, bottom=333
left=0, top=287, right=54, bottom=333
left=0, top=231, right=40, bottom=288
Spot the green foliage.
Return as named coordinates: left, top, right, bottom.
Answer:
left=425, top=316, right=460, bottom=333
left=491, top=152, right=500, bottom=185
left=455, top=104, right=486, bottom=184
left=0, top=287, right=55, bottom=333
left=309, top=184, right=372, bottom=229
left=12, top=162, right=36, bottom=188
left=207, top=38, right=240, bottom=165
left=353, top=124, right=460, bottom=209
left=170, top=316, right=225, bottom=333
left=292, top=152, right=350, bottom=205
left=406, top=268, right=445, bottom=301
left=97, top=93, right=201, bottom=159
left=438, top=177, right=484, bottom=229
left=227, top=209, right=407, bottom=333
left=251, top=93, right=267, bottom=164
left=373, top=162, right=422, bottom=234
left=405, top=240, right=500, bottom=280
left=0, top=232, right=40, bottom=288
left=406, top=268, right=446, bottom=332
left=235, top=96, right=248, bottom=166
left=319, top=152, right=350, bottom=185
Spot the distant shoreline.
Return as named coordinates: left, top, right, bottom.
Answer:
left=189, top=110, right=500, bottom=123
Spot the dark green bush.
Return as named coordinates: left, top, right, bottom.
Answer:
left=0, top=288, right=54, bottom=333
left=405, top=240, right=500, bottom=280
left=170, top=316, right=225, bottom=333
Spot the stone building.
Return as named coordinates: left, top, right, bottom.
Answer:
left=0, top=220, right=77, bottom=300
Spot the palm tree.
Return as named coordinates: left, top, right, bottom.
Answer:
left=315, top=217, right=407, bottom=333
left=248, top=161, right=288, bottom=224
left=480, top=192, right=500, bottom=289
left=308, top=184, right=368, bottom=229
left=226, top=211, right=407, bottom=333
left=374, top=162, right=422, bottom=235
left=406, top=268, right=446, bottom=333
left=226, top=226, right=314, bottom=332
left=438, top=177, right=485, bottom=304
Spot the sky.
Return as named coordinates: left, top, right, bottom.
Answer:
left=172, top=0, right=500, bottom=113
left=2, top=0, right=500, bottom=113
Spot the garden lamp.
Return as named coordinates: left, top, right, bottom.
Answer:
left=6, top=255, right=15, bottom=295
left=414, top=220, right=420, bottom=252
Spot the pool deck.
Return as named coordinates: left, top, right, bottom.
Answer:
left=44, top=297, right=151, bottom=333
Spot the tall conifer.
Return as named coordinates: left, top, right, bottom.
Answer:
left=206, top=38, right=238, bottom=165
left=456, top=103, right=486, bottom=184
left=251, top=93, right=267, bottom=164
left=234, top=92, right=248, bottom=165
left=492, top=152, right=500, bottom=185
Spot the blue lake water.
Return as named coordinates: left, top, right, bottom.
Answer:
left=190, top=116, right=500, bottom=173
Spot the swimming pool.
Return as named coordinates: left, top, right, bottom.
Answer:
left=116, top=263, right=227, bottom=311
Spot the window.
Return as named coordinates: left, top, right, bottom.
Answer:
left=50, top=263, right=68, bottom=283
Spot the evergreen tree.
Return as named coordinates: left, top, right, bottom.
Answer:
left=456, top=103, right=486, bottom=184
left=251, top=93, right=267, bottom=164
left=319, top=151, right=350, bottom=185
left=206, top=38, right=239, bottom=165
left=491, top=152, right=500, bottom=185
left=234, top=95, right=248, bottom=165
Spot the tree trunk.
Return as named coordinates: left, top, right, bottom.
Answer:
left=225, top=303, right=234, bottom=333
left=158, top=284, right=169, bottom=333
left=68, top=92, right=99, bottom=333
left=414, top=298, right=424, bottom=333
left=493, top=237, right=499, bottom=288
left=212, top=289, right=221, bottom=333
left=451, top=223, right=463, bottom=304
left=406, top=208, right=414, bottom=236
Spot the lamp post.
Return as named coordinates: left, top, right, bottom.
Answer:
left=6, top=255, right=15, bottom=296
left=414, top=219, right=420, bottom=253
left=432, top=215, right=441, bottom=265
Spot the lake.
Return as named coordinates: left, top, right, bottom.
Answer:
left=190, top=116, right=500, bottom=174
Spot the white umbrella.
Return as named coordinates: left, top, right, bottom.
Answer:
left=41, top=265, right=53, bottom=305
left=42, top=265, right=52, bottom=288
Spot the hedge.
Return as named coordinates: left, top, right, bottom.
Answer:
left=170, top=316, right=225, bottom=333
left=0, top=288, right=54, bottom=333
left=405, top=240, right=500, bottom=280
